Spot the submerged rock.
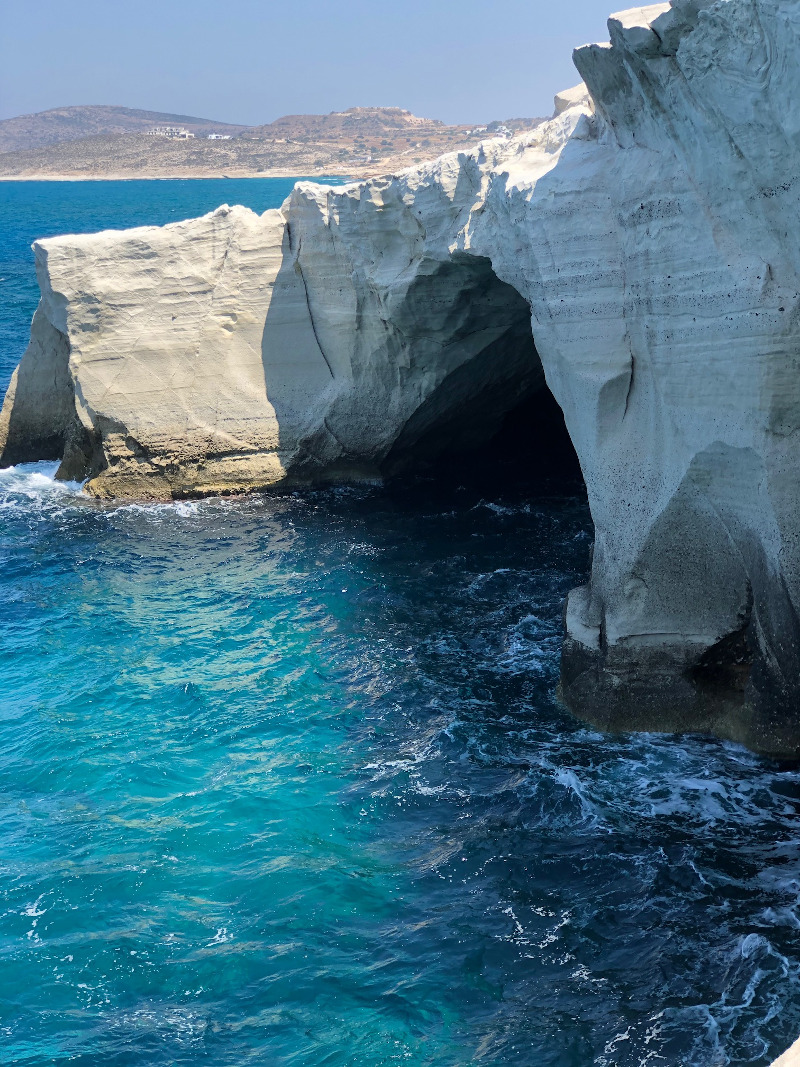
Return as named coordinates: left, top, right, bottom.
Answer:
left=5, top=0, right=800, bottom=760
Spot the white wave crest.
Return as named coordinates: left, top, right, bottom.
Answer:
left=0, top=460, right=85, bottom=511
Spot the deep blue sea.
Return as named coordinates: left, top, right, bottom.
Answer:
left=2, top=179, right=800, bottom=1067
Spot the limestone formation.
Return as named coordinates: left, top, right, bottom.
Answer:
left=5, top=0, right=800, bottom=764
left=0, top=185, right=547, bottom=499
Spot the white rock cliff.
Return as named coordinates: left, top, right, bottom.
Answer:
left=4, top=0, right=800, bottom=761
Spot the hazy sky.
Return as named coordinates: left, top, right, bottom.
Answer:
left=1, top=0, right=614, bottom=126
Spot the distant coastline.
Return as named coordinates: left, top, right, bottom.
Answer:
left=0, top=172, right=356, bottom=182
left=0, top=104, right=544, bottom=185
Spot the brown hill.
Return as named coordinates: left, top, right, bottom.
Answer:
left=0, top=105, right=545, bottom=181
left=250, top=106, right=444, bottom=139
left=0, top=105, right=249, bottom=154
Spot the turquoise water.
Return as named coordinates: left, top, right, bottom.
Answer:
left=2, top=181, right=800, bottom=1066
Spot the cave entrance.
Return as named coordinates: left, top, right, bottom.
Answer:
left=380, top=254, right=584, bottom=496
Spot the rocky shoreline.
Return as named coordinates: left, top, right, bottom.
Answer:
left=6, top=0, right=800, bottom=760
left=3, top=0, right=800, bottom=915
left=6, top=0, right=800, bottom=1058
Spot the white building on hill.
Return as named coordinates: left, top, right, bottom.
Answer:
left=147, top=127, right=195, bottom=139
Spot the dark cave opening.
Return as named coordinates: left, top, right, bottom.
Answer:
left=384, top=383, right=585, bottom=499
left=377, top=254, right=585, bottom=500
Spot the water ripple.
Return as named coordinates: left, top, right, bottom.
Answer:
left=1, top=464, right=800, bottom=1066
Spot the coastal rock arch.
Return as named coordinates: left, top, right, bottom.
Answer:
left=375, top=252, right=583, bottom=487
left=270, top=237, right=585, bottom=489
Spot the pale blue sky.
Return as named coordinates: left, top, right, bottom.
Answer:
left=1, top=0, right=614, bottom=125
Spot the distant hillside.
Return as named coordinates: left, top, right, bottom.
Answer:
left=250, top=106, right=446, bottom=139
left=0, top=105, right=546, bottom=181
left=0, top=105, right=249, bottom=154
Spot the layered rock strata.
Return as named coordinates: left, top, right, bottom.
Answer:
left=0, top=197, right=545, bottom=498
left=4, top=0, right=800, bottom=760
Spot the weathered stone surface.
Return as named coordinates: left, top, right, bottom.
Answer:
left=0, top=305, right=74, bottom=467
left=551, top=0, right=800, bottom=757
left=0, top=167, right=551, bottom=498
left=5, top=0, right=800, bottom=765
left=0, top=206, right=298, bottom=498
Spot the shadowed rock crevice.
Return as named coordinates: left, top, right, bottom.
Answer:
left=261, top=245, right=561, bottom=489
left=689, top=614, right=754, bottom=703
left=385, top=380, right=584, bottom=493
left=377, top=254, right=551, bottom=479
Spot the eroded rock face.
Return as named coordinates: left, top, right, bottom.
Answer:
left=0, top=190, right=548, bottom=498
left=0, top=207, right=317, bottom=498
left=4, top=0, right=800, bottom=756
left=549, top=0, right=800, bottom=756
